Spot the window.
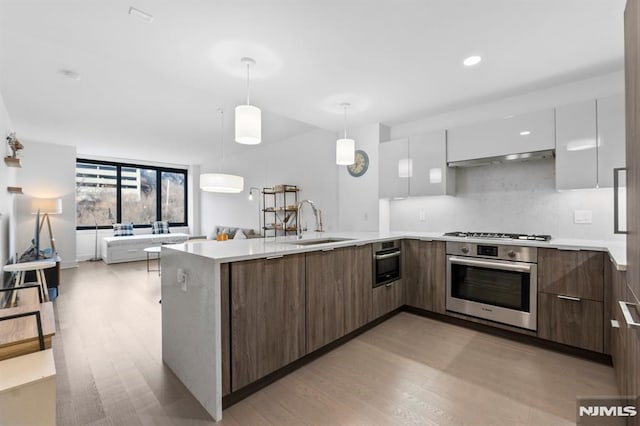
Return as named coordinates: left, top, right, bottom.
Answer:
left=76, top=159, right=188, bottom=229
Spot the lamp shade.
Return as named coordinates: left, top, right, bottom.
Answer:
left=336, top=138, right=355, bottom=165
left=200, top=173, right=244, bottom=193
left=235, top=105, right=261, bottom=145
left=31, top=198, right=62, bottom=214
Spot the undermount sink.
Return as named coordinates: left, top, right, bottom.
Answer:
left=285, top=237, right=355, bottom=246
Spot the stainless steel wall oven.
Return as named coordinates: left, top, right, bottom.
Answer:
left=373, top=241, right=401, bottom=287
left=446, top=241, right=538, bottom=330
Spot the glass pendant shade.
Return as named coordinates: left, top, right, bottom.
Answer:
left=200, top=173, right=244, bottom=193
left=235, top=105, right=261, bottom=145
left=336, top=138, right=355, bottom=165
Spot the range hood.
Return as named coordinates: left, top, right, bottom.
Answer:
left=447, top=149, right=555, bottom=168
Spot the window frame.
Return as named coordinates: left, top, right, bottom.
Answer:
left=76, top=158, right=188, bottom=230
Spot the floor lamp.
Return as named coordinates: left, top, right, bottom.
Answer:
left=88, top=212, right=100, bottom=261
left=31, top=198, right=62, bottom=258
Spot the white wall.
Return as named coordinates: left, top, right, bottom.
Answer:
left=15, top=140, right=77, bottom=268
left=390, top=159, right=624, bottom=241
left=200, top=128, right=338, bottom=238
left=0, top=89, right=14, bottom=268
left=338, top=123, right=389, bottom=231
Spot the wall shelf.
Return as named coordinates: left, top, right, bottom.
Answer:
left=4, top=157, right=21, bottom=168
left=7, top=186, right=23, bottom=194
left=262, top=185, right=299, bottom=237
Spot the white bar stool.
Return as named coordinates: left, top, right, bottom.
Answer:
left=3, top=261, right=56, bottom=305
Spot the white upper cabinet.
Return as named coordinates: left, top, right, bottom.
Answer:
left=379, top=131, right=454, bottom=199
left=447, top=108, right=555, bottom=164
left=597, top=94, right=626, bottom=187
left=555, top=94, right=625, bottom=190
left=409, top=130, right=455, bottom=197
left=555, top=100, right=598, bottom=190
left=379, top=138, right=409, bottom=199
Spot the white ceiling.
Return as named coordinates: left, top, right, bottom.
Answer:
left=0, top=0, right=626, bottom=165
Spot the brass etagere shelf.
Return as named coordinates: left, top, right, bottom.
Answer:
left=262, top=184, right=299, bottom=238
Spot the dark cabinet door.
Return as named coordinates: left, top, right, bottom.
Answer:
left=306, top=249, right=346, bottom=353
left=538, top=292, right=603, bottom=353
left=344, top=245, right=372, bottom=334
left=220, top=263, right=230, bottom=397
left=230, top=254, right=306, bottom=391
left=538, top=249, right=604, bottom=301
left=372, top=280, right=404, bottom=320
left=404, top=240, right=446, bottom=313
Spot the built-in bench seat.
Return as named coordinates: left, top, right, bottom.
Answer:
left=101, top=233, right=190, bottom=264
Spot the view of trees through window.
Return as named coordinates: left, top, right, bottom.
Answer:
left=76, top=160, right=187, bottom=229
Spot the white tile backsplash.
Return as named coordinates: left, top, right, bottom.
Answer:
left=390, top=158, right=624, bottom=242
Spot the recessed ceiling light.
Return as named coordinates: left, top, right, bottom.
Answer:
left=520, top=131, right=531, bottom=136
left=463, top=55, right=482, bottom=67
left=128, top=7, right=154, bottom=23
left=59, top=69, right=81, bottom=81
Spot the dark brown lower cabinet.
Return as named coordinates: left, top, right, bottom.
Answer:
left=537, top=292, right=603, bottom=353
left=306, top=245, right=373, bottom=352
left=230, top=254, right=306, bottom=391
left=221, top=263, right=230, bottom=396
left=372, top=280, right=404, bottom=319
left=343, top=245, right=373, bottom=334
left=306, top=248, right=347, bottom=353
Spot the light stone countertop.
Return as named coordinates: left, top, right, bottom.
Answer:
left=164, top=231, right=627, bottom=271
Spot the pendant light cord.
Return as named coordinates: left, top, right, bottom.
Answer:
left=246, top=63, right=251, bottom=106
left=343, top=104, right=348, bottom=139
left=219, top=108, right=224, bottom=172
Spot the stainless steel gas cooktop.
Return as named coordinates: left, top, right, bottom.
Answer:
left=443, top=231, right=552, bottom=241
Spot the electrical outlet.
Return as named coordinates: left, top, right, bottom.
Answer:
left=419, top=210, right=426, bottom=222
left=177, top=268, right=188, bottom=292
left=574, top=210, right=593, bottom=224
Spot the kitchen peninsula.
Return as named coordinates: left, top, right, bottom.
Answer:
left=161, top=232, right=626, bottom=421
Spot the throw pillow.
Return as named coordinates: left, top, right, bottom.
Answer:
left=113, top=223, right=134, bottom=237
left=152, top=220, right=170, bottom=234
left=234, top=229, right=247, bottom=239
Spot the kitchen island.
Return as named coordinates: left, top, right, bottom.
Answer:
left=161, top=232, right=626, bottom=421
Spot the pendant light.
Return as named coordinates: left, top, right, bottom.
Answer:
left=336, top=102, right=355, bottom=165
left=200, top=109, right=245, bottom=193
left=235, top=57, right=261, bottom=145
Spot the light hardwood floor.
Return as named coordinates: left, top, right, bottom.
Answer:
left=54, top=261, right=618, bottom=425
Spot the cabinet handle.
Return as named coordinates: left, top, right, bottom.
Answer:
left=557, top=295, right=581, bottom=302
left=385, top=282, right=394, bottom=288
left=375, top=251, right=401, bottom=260
left=614, top=167, right=628, bottom=234
left=266, top=255, right=284, bottom=260
left=127, top=249, right=138, bottom=252
left=611, top=319, right=620, bottom=329
left=618, top=301, right=640, bottom=328
left=322, top=248, right=334, bottom=252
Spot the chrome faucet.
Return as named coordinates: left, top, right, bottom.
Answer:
left=297, top=199, right=324, bottom=239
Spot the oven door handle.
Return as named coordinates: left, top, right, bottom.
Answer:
left=375, top=251, right=401, bottom=260
left=448, top=256, right=532, bottom=273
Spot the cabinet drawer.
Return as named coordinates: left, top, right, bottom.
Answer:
left=372, top=280, right=404, bottom=319
left=110, top=247, right=146, bottom=262
left=538, top=292, right=603, bottom=352
left=538, top=249, right=604, bottom=301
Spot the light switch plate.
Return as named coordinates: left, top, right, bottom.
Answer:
left=574, top=210, right=593, bottom=224
left=419, top=210, right=426, bottom=222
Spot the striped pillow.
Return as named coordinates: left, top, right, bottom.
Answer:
left=113, top=223, right=134, bottom=237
